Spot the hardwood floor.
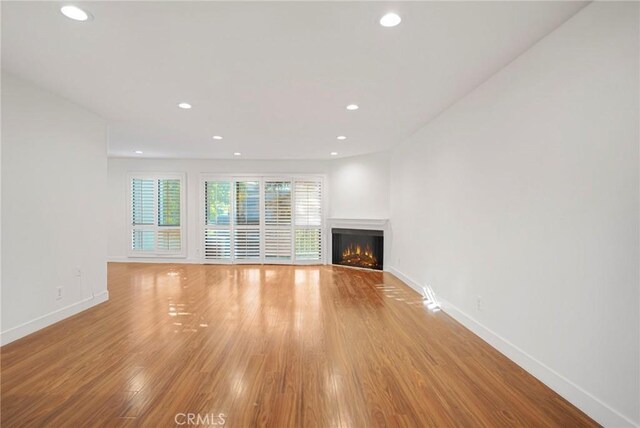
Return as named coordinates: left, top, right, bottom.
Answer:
left=2, top=263, right=597, bottom=427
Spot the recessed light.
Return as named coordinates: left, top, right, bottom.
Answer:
left=346, top=104, right=359, bottom=111
left=233, top=152, right=241, bottom=156
left=330, top=152, right=338, bottom=156
left=177, top=102, right=192, bottom=109
left=380, top=12, right=401, bottom=27
left=337, top=136, right=347, bottom=140
left=212, top=136, right=223, bottom=140
left=61, top=5, right=91, bottom=21
left=135, top=151, right=143, bottom=154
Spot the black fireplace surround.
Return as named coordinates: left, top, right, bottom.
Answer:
left=332, top=228, right=384, bottom=270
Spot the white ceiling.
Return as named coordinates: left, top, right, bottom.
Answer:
left=2, top=1, right=586, bottom=159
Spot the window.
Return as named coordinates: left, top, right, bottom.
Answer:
left=201, top=175, right=323, bottom=264
left=294, top=180, right=323, bottom=262
left=234, top=180, right=261, bottom=262
left=204, top=180, right=232, bottom=261
left=264, top=180, right=292, bottom=262
left=130, top=173, right=185, bottom=257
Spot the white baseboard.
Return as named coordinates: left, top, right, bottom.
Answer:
left=108, top=258, right=325, bottom=266
left=0, top=291, right=109, bottom=346
left=108, top=257, right=201, bottom=264
left=386, top=266, right=637, bottom=428
left=386, top=266, right=425, bottom=296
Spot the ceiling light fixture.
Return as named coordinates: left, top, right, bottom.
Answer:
left=61, top=5, right=91, bottom=21
left=177, top=102, right=192, bottom=109
left=233, top=152, right=241, bottom=156
left=380, top=12, right=401, bottom=27
left=212, top=135, right=223, bottom=140
left=337, top=136, right=347, bottom=140
left=346, top=104, right=359, bottom=111
left=330, top=152, right=338, bottom=156
left=135, top=150, right=143, bottom=154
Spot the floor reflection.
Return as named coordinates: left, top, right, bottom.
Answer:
left=1, top=262, right=596, bottom=427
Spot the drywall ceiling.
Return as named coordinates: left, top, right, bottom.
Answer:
left=1, top=1, right=586, bottom=159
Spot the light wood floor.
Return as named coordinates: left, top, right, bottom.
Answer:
left=2, top=263, right=597, bottom=427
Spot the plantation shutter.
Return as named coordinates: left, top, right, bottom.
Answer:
left=130, top=174, right=184, bottom=256
left=201, top=175, right=323, bottom=264
left=294, top=180, right=323, bottom=262
left=132, top=178, right=156, bottom=251
left=132, top=179, right=155, bottom=225
left=234, top=180, right=261, bottom=262
left=264, top=181, right=292, bottom=262
left=204, top=181, right=232, bottom=261
left=205, top=230, right=231, bottom=259
left=157, top=179, right=181, bottom=251
left=233, top=229, right=261, bottom=260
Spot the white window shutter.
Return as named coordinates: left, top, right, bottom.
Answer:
left=201, top=176, right=323, bottom=265
left=204, top=181, right=232, bottom=261
left=131, top=178, right=156, bottom=251
left=132, top=178, right=155, bottom=225
left=233, top=180, right=261, bottom=262
left=234, top=181, right=260, bottom=226
left=264, top=181, right=292, bottom=262
left=233, top=229, right=261, bottom=260
left=264, top=229, right=292, bottom=261
left=157, top=178, right=181, bottom=251
left=132, top=229, right=155, bottom=252
left=157, top=229, right=181, bottom=251
left=205, top=229, right=231, bottom=260
left=294, top=180, right=323, bottom=262
left=130, top=174, right=184, bottom=257
left=158, top=179, right=181, bottom=226
left=294, top=229, right=322, bottom=261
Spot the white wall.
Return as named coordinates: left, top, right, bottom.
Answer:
left=108, top=153, right=390, bottom=262
left=329, top=151, right=390, bottom=219
left=1, top=72, right=109, bottom=345
left=390, top=3, right=639, bottom=426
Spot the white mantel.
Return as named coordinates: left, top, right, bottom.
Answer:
left=327, top=218, right=389, bottom=230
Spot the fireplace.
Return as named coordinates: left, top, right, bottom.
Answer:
left=332, top=228, right=384, bottom=270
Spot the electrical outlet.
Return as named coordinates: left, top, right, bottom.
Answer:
left=476, top=296, right=483, bottom=312
left=75, top=267, right=82, bottom=277
left=56, top=287, right=63, bottom=300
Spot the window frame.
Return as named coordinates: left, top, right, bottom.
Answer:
left=127, top=172, right=187, bottom=258
left=203, top=178, right=233, bottom=263
left=232, top=177, right=263, bottom=264
left=199, top=173, right=325, bottom=265
left=293, top=179, right=324, bottom=265
left=263, top=178, right=294, bottom=265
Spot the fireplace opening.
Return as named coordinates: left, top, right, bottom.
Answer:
left=332, top=228, right=383, bottom=270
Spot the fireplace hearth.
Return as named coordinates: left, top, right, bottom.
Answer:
left=332, top=228, right=383, bottom=270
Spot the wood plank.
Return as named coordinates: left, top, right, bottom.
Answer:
left=1, top=263, right=599, bottom=427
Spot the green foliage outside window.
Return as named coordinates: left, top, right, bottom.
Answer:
left=158, top=179, right=181, bottom=226
left=206, top=181, right=231, bottom=225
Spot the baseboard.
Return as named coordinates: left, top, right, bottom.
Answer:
left=108, top=257, right=202, bottom=264
left=108, top=258, right=325, bottom=266
left=0, top=291, right=109, bottom=346
left=386, top=266, right=425, bottom=296
left=386, top=266, right=637, bottom=428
